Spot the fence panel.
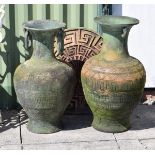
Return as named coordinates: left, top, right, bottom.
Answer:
left=0, top=4, right=103, bottom=109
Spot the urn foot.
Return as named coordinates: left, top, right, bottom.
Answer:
left=92, top=115, right=130, bottom=133
left=27, top=119, right=62, bottom=134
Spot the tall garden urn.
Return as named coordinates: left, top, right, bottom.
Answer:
left=81, top=15, right=146, bottom=133
left=13, top=20, right=76, bottom=134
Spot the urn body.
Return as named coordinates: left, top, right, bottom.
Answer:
left=14, top=20, right=76, bottom=133
left=81, top=16, right=146, bottom=133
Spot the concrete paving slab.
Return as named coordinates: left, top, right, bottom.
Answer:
left=131, top=105, right=155, bottom=139
left=21, top=124, right=115, bottom=145
left=131, top=105, right=155, bottom=131
left=0, top=144, right=22, bottom=150
left=23, top=140, right=118, bottom=150
left=117, top=139, right=145, bottom=150
left=115, top=128, right=155, bottom=140
left=0, top=110, right=21, bottom=145
left=114, top=130, right=139, bottom=140
left=140, top=139, right=155, bottom=150
left=0, top=104, right=155, bottom=150
left=136, top=128, right=155, bottom=139
left=115, top=104, right=155, bottom=140
left=61, top=127, right=115, bottom=142
left=20, top=111, right=115, bottom=145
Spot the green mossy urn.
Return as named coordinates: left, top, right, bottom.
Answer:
left=13, top=20, right=76, bottom=134
left=81, top=15, right=146, bottom=133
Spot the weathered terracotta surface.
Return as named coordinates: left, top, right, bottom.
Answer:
left=54, top=28, right=103, bottom=112
left=13, top=20, right=76, bottom=134
left=81, top=16, right=146, bottom=133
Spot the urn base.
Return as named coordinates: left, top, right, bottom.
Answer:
left=27, top=119, right=62, bottom=134
left=92, top=115, right=130, bottom=133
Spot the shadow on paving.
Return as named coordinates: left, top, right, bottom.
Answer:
left=63, top=104, right=155, bottom=131
left=130, top=104, right=155, bottom=130
left=0, top=109, right=93, bottom=132
left=1, top=104, right=155, bottom=133
left=62, top=114, right=93, bottom=130
left=0, top=109, right=28, bottom=133
left=19, top=110, right=93, bottom=130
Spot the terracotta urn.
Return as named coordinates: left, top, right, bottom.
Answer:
left=13, top=20, right=76, bottom=134
left=81, top=15, right=146, bottom=133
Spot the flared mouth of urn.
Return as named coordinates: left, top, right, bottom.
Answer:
left=23, top=20, right=66, bottom=31
left=94, top=15, right=139, bottom=27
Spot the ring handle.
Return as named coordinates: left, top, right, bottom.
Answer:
left=121, top=27, right=128, bottom=38
left=24, top=28, right=32, bottom=49
left=57, top=28, right=65, bottom=54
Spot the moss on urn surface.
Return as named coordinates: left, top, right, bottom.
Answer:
left=81, top=16, right=146, bottom=133
left=14, top=20, right=76, bottom=134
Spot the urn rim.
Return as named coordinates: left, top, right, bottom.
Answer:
left=94, top=15, right=139, bottom=27
left=23, top=19, right=66, bottom=32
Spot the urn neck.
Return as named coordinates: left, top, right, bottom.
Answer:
left=94, top=15, right=139, bottom=61
left=31, top=31, right=55, bottom=60
left=23, top=20, right=66, bottom=61
left=101, top=27, right=130, bottom=61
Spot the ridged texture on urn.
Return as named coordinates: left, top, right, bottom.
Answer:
left=81, top=15, right=146, bottom=133
left=14, top=59, right=76, bottom=133
left=13, top=20, right=76, bottom=134
left=81, top=55, right=146, bottom=132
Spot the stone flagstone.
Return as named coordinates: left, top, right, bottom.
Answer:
left=23, top=140, right=118, bottom=150
left=0, top=105, right=155, bottom=150
left=20, top=112, right=115, bottom=145
left=117, top=139, right=145, bottom=150
left=0, top=110, right=21, bottom=145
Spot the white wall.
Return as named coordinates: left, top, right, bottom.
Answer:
left=112, top=4, right=155, bottom=87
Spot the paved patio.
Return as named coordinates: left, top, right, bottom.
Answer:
left=0, top=104, right=155, bottom=150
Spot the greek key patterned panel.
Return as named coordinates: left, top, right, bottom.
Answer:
left=54, top=28, right=103, bottom=113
